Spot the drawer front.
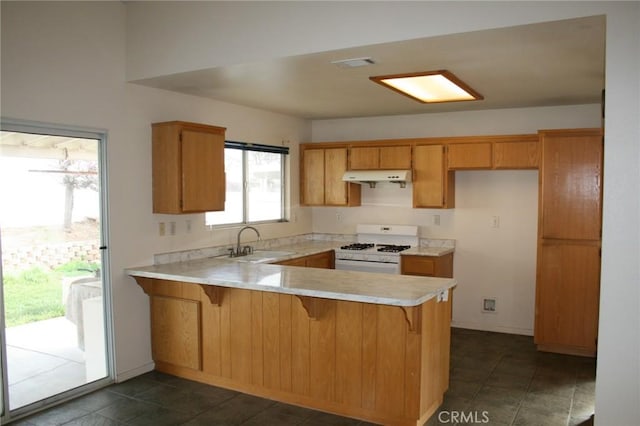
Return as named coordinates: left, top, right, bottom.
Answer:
left=401, top=256, right=436, bottom=276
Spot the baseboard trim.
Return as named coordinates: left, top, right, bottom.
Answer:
left=537, top=343, right=596, bottom=358
left=115, top=361, right=155, bottom=383
left=451, top=321, right=533, bottom=336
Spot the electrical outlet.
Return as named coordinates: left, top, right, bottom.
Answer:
left=159, top=222, right=166, bottom=237
left=433, top=214, right=441, bottom=226
left=336, top=212, right=342, bottom=222
left=482, top=298, right=497, bottom=313
left=186, top=220, right=192, bottom=233
left=169, top=221, right=176, bottom=235
left=491, top=216, right=500, bottom=228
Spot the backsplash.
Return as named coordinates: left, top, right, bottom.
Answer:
left=418, top=238, right=456, bottom=249
left=153, top=232, right=455, bottom=264
left=153, top=233, right=350, bottom=264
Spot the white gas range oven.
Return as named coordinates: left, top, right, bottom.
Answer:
left=334, top=224, right=418, bottom=274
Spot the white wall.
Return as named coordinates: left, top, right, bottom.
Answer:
left=312, top=104, right=601, bottom=141
left=0, top=1, right=312, bottom=381
left=596, top=4, right=640, bottom=423
left=310, top=104, right=600, bottom=335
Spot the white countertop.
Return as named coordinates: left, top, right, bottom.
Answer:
left=126, top=251, right=456, bottom=307
left=402, top=246, right=455, bottom=257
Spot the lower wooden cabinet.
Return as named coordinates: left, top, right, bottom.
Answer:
left=150, top=295, right=201, bottom=370
left=400, top=253, right=454, bottom=278
left=534, top=242, right=600, bottom=357
left=133, top=277, right=452, bottom=426
left=275, top=251, right=334, bottom=269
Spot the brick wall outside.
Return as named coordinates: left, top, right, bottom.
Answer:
left=2, top=240, right=100, bottom=272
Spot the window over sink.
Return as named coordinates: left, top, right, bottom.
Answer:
left=206, top=140, right=288, bottom=226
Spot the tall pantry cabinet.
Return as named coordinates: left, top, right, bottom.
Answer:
left=534, top=128, right=603, bottom=357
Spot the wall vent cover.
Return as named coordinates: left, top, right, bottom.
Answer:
left=331, top=57, right=376, bottom=68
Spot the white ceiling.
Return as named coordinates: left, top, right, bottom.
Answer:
left=131, top=15, right=605, bottom=120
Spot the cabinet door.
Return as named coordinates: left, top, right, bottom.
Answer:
left=325, top=148, right=349, bottom=205
left=379, top=146, right=412, bottom=169
left=181, top=129, right=226, bottom=212
left=447, top=143, right=492, bottom=169
left=413, top=145, right=452, bottom=208
left=540, top=131, right=603, bottom=240
left=151, top=296, right=202, bottom=370
left=152, top=122, right=226, bottom=214
left=349, top=147, right=379, bottom=170
left=493, top=141, right=539, bottom=169
left=301, top=149, right=325, bottom=205
left=535, top=242, right=600, bottom=354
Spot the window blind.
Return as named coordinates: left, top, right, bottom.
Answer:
left=225, top=140, right=289, bottom=155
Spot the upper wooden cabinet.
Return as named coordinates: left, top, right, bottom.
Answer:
left=349, top=146, right=378, bottom=169
left=301, top=133, right=539, bottom=210
left=494, top=141, right=539, bottom=169
left=413, top=144, right=455, bottom=209
left=539, top=129, right=603, bottom=240
left=300, top=145, right=361, bottom=206
left=447, top=136, right=539, bottom=170
left=152, top=121, right=226, bottom=214
left=301, top=148, right=325, bottom=205
left=350, top=145, right=411, bottom=170
left=447, top=143, right=492, bottom=169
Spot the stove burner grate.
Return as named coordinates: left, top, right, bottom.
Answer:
left=376, top=244, right=411, bottom=253
left=339, top=243, right=375, bottom=251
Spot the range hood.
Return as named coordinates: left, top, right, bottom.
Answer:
left=342, top=169, right=412, bottom=188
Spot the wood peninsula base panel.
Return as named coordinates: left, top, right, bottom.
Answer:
left=135, top=278, right=452, bottom=426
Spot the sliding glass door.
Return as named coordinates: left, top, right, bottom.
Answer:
left=0, top=121, right=113, bottom=422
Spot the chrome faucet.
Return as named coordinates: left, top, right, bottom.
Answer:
left=231, top=226, right=261, bottom=257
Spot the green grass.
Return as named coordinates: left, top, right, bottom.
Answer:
left=55, top=260, right=100, bottom=277
left=3, top=261, right=100, bottom=327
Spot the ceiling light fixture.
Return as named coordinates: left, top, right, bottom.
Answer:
left=370, top=70, right=483, bottom=103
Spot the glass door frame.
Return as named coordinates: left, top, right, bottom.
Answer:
left=0, top=118, right=115, bottom=423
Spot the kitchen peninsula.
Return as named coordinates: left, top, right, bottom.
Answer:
left=127, top=246, right=456, bottom=426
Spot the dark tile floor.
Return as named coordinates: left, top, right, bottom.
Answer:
left=10, top=328, right=595, bottom=426
left=430, top=328, right=596, bottom=426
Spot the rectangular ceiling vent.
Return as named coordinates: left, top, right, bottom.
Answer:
left=331, top=57, right=376, bottom=68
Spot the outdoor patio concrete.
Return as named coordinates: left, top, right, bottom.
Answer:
left=5, top=317, right=86, bottom=409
